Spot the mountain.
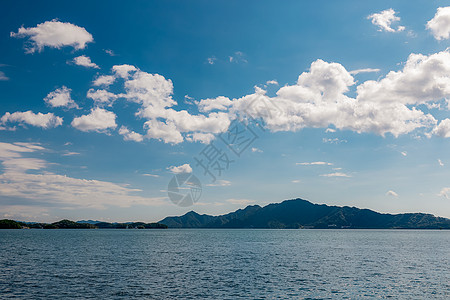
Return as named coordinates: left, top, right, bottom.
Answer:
left=159, top=198, right=450, bottom=229
left=76, top=220, right=102, bottom=224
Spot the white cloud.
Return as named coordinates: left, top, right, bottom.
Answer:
left=142, top=173, right=159, bottom=178
left=226, top=198, right=255, bottom=205
left=266, top=80, right=279, bottom=85
left=427, top=7, right=450, bottom=40
left=144, top=119, right=184, bottom=144
left=439, top=159, right=444, bottom=166
left=207, top=56, right=217, bottom=65
left=439, top=187, right=450, bottom=199
left=168, top=163, right=192, bottom=174
left=206, top=180, right=232, bottom=187
left=104, top=49, right=115, bottom=56
left=197, top=96, right=232, bottom=112
left=185, top=132, right=215, bottom=144
left=62, top=151, right=80, bottom=156
left=292, top=179, right=301, bottom=183
left=118, top=126, right=144, bottom=142
left=357, top=50, right=450, bottom=106
left=112, top=64, right=137, bottom=78
left=92, top=75, right=115, bottom=87
left=86, top=89, right=119, bottom=106
left=400, top=151, right=407, bottom=156
left=72, top=55, right=99, bottom=69
left=1, top=111, right=63, bottom=129
left=323, top=138, right=347, bottom=144
left=0, top=143, right=166, bottom=210
left=10, top=19, right=93, bottom=53
left=228, top=51, right=247, bottom=64
left=431, top=119, right=450, bottom=137
left=119, top=68, right=231, bottom=143
left=251, top=147, right=263, bottom=153
left=349, top=68, right=381, bottom=75
left=297, top=161, right=333, bottom=166
left=367, top=8, right=405, bottom=32
left=0, top=71, right=8, bottom=81
left=44, top=86, right=78, bottom=108
left=71, top=108, right=117, bottom=132
left=320, top=172, right=351, bottom=178
left=79, top=48, right=450, bottom=144
left=325, top=128, right=336, bottom=133
left=386, top=190, right=399, bottom=197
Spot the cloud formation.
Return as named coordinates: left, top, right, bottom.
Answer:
left=73, top=55, right=99, bottom=69
left=71, top=108, right=117, bottom=132
left=168, top=164, right=192, bottom=174
left=367, top=8, right=405, bottom=32
left=118, top=126, right=144, bottom=142
left=10, top=20, right=93, bottom=53
left=386, top=190, right=399, bottom=197
left=427, top=7, right=450, bottom=40
left=1, top=111, right=63, bottom=129
left=44, top=86, right=78, bottom=109
left=0, top=142, right=165, bottom=211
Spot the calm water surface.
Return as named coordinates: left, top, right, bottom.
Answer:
left=0, top=229, right=449, bottom=299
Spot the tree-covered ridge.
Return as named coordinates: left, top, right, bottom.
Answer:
left=159, top=198, right=450, bottom=229
left=0, top=219, right=168, bottom=229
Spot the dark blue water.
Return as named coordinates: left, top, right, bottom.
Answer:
left=0, top=229, right=449, bottom=299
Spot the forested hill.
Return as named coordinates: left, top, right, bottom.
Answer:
left=159, top=198, right=450, bottom=229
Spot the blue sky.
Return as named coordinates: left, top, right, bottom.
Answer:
left=2, top=0, right=450, bottom=222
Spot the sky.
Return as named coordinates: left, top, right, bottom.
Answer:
left=2, top=0, right=450, bottom=222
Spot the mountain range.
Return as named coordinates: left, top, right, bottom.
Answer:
left=159, top=198, right=450, bottom=229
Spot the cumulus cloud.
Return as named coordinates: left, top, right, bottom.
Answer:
left=61, top=48, right=450, bottom=144
left=1, top=111, right=63, bottom=129
left=386, top=190, right=399, bottom=197
left=439, top=159, right=444, bottom=166
left=118, top=126, right=144, bottom=142
left=10, top=19, right=93, bottom=53
left=44, top=86, right=78, bottom=108
left=367, top=8, right=405, bottom=32
left=427, top=7, right=450, bottom=40
left=185, top=132, right=215, bottom=144
left=168, top=163, right=192, bottom=174
left=72, top=55, right=99, bottom=69
left=119, top=67, right=231, bottom=143
left=431, top=119, right=450, bottom=137
left=197, top=96, right=232, bottom=112
left=86, top=89, right=119, bottom=106
left=92, top=75, right=116, bottom=87
left=71, top=108, right=117, bottom=132
left=112, top=64, right=137, bottom=78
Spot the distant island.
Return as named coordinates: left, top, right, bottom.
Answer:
left=0, top=219, right=168, bottom=229
left=3, top=198, right=450, bottom=230
left=159, top=198, right=450, bottom=229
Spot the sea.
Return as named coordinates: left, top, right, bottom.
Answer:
left=0, top=229, right=449, bottom=299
